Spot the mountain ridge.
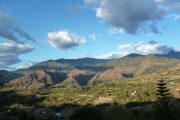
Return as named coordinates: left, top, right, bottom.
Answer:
left=1, top=51, right=180, bottom=89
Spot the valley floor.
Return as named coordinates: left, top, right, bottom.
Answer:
left=0, top=77, right=180, bottom=120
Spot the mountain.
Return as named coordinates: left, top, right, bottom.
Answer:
left=122, top=53, right=143, bottom=58
left=4, top=69, right=95, bottom=90
left=0, top=70, right=22, bottom=84
left=4, top=70, right=54, bottom=89
left=54, top=69, right=95, bottom=87
left=56, top=57, right=110, bottom=66
left=2, top=54, right=180, bottom=89
left=88, top=55, right=180, bottom=85
left=17, top=58, right=110, bottom=73
left=157, top=50, right=180, bottom=60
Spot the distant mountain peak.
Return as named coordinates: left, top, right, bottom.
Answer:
left=123, top=53, right=143, bottom=58
left=156, top=50, right=180, bottom=60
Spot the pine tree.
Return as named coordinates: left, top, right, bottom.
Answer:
left=152, top=78, right=175, bottom=120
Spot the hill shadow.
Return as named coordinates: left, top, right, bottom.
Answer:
left=0, top=90, right=45, bottom=109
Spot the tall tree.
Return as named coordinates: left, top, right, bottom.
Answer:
left=152, top=78, right=175, bottom=120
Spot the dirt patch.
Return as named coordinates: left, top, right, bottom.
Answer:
left=174, top=86, right=180, bottom=98
left=94, top=97, right=113, bottom=105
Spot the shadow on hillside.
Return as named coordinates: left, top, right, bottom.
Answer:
left=0, top=90, right=45, bottom=109
left=0, top=90, right=179, bottom=120
left=77, top=66, right=113, bottom=72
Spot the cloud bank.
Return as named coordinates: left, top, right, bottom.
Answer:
left=96, top=41, right=174, bottom=59
left=95, top=51, right=129, bottom=59
left=48, top=30, right=85, bottom=50
left=0, top=43, right=33, bottom=69
left=119, top=41, right=174, bottom=55
left=0, top=11, right=35, bottom=43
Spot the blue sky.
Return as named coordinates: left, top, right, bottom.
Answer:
left=0, top=0, right=180, bottom=69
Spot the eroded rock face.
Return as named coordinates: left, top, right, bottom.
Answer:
left=4, top=69, right=95, bottom=89
left=88, top=67, right=135, bottom=86
left=5, top=70, right=53, bottom=89
left=54, top=69, right=95, bottom=87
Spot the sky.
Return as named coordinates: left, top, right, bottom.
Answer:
left=0, top=0, right=180, bottom=69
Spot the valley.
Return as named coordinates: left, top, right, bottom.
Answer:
left=0, top=53, right=180, bottom=119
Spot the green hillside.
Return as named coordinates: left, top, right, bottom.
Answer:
left=0, top=66, right=179, bottom=119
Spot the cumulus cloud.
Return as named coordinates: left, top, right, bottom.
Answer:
left=118, top=41, right=174, bottom=55
left=0, top=11, right=35, bottom=43
left=0, top=43, right=33, bottom=69
left=96, top=41, right=175, bottom=59
left=84, top=0, right=166, bottom=34
left=135, top=42, right=173, bottom=55
left=48, top=30, right=85, bottom=50
left=95, top=0, right=165, bottom=34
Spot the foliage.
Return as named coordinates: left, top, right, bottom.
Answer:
left=152, top=79, right=175, bottom=120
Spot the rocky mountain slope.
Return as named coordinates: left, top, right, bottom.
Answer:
left=4, top=69, right=95, bottom=89
left=17, top=58, right=110, bottom=73
left=157, top=50, right=180, bottom=60
left=88, top=55, right=180, bottom=85
left=1, top=52, right=180, bottom=89
left=0, top=70, right=22, bottom=84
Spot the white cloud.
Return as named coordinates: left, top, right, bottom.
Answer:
left=118, top=44, right=133, bottom=50
left=96, top=41, right=175, bottom=59
left=107, top=28, right=125, bottom=34
left=0, top=43, right=33, bottom=56
left=168, top=14, right=180, bottom=20
left=118, top=41, right=174, bottom=55
left=95, top=51, right=130, bottom=59
left=89, top=33, right=97, bottom=40
left=15, top=61, right=36, bottom=69
left=135, top=42, right=173, bottom=55
left=0, top=43, right=33, bottom=69
left=95, top=0, right=165, bottom=34
left=48, top=30, right=85, bottom=50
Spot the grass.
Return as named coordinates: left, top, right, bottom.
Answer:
left=0, top=79, right=163, bottom=107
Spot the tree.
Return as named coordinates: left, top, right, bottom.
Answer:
left=152, top=78, right=175, bottom=120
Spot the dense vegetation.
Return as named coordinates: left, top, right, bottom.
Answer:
left=0, top=76, right=179, bottom=120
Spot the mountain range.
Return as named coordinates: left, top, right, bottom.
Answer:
left=1, top=50, right=180, bottom=89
